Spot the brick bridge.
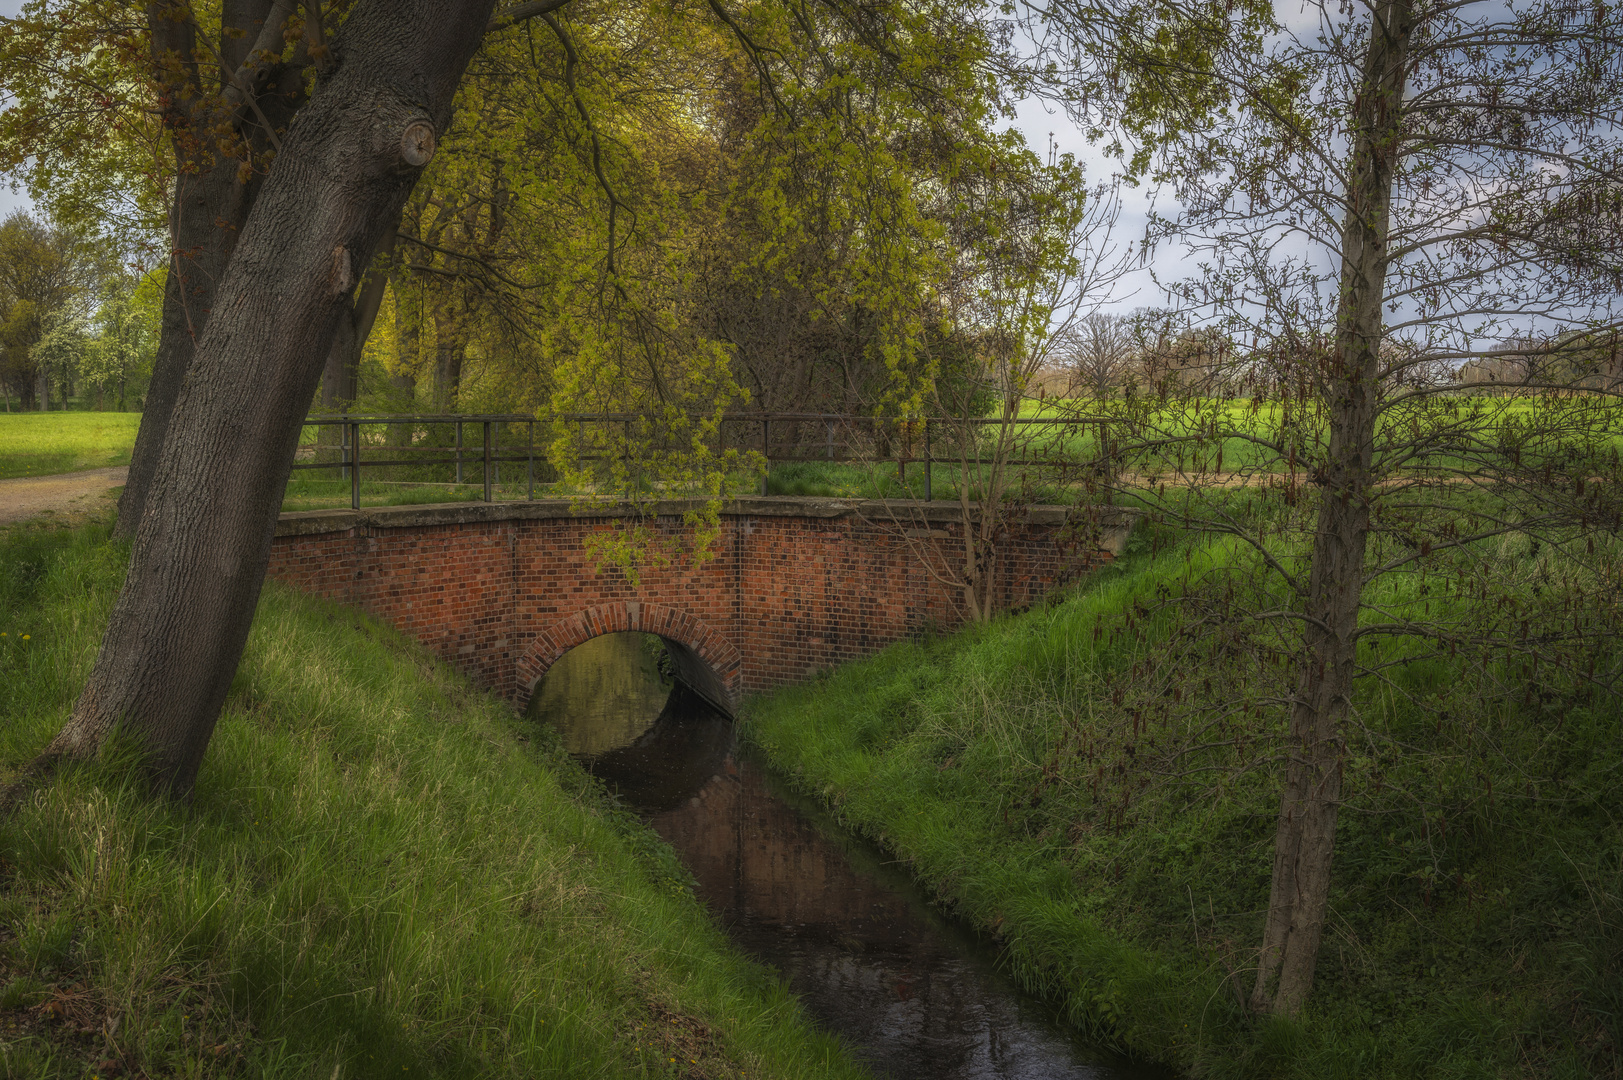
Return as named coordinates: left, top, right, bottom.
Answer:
left=267, top=497, right=1133, bottom=714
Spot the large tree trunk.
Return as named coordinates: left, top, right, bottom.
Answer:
left=1249, top=0, right=1413, bottom=1017
left=49, top=0, right=496, bottom=797
left=116, top=1, right=298, bottom=539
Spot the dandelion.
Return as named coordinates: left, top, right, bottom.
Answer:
left=21, top=635, right=29, bottom=640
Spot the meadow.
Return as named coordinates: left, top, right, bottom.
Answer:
left=10, top=394, right=1615, bottom=512
left=0, top=414, right=142, bottom=480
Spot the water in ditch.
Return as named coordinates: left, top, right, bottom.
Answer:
left=530, top=633, right=1161, bottom=1080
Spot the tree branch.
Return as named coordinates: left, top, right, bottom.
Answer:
left=486, top=0, right=574, bottom=35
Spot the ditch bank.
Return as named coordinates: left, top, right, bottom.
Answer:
left=741, top=544, right=1621, bottom=1080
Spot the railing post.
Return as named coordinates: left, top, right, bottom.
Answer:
left=483, top=420, right=493, bottom=502
left=527, top=420, right=535, bottom=501
left=924, top=421, right=932, bottom=502
left=350, top=420, right=361, bottom=510
left=826, top=419, right=834, bottom=460
left=760, top=417, right=770, bottom=496
left=455, top=420, right=463, bottom=486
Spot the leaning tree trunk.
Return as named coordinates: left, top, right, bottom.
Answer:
left=50, top=0, right=497, bottom=797
left=117, top=0, right=302, bottom=540
left=119, top=162, right=244, bottom=537
left=1249, top=0, right=1413, bottom=1017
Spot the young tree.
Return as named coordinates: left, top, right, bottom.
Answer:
left=84, top=270, right=160, bottom=411
left=30, top=310, right=89, bottom=407
left=867, top=177, right=1132, bottom=623
left=1060, top=310, right=1134, bottom=397
left=1037, top=0, right=1623, bottom=1014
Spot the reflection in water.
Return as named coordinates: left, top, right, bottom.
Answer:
left=538, top=636, right=1153, bottom=1080
left=529, top=632, right=673, bottom=756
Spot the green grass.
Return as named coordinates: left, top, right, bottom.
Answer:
left=743, top=527, right=1623, bottom=1080
left=0, top=521, right=872, bottom=1080
left=0, top=413, right=142, bottom=479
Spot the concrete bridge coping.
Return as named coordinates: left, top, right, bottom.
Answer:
left=273, top=495, right=1101, bottom=536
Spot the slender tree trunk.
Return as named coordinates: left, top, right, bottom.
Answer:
left=432, top=292, right=466, bottom=411
left=387, top=279, right=419, bottom=469
left=48, top=0, right=496, bottom=797
left=1250, top=0, right=1413, bottom=1017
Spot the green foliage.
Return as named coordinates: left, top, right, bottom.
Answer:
left=0, top=522, right=871, bottom=1079
left=0, top=2, right=166, bottom=252
left=744, top=534, right=1623, bottom=1078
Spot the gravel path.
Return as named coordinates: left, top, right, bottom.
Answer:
left=0, top=466, right=129, bottom=526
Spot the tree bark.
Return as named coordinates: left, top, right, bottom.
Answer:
left=320, top=228, right=398, bottom=412
left=1250, top=0, right=1413, bottom=1017
left=50, top=0, right=497, bottom=797
left=116, top=1, right=298, bottom=539
left=431, top=289, right=466, bottom=411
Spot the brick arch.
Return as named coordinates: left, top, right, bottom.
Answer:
left=514, top=601, right=743, bottom=716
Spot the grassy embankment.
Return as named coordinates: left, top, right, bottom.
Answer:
left=744, top=523, right=1623, bottom=1080
left=0, top=521, right=871, bottom=1079
left=0, top=415, right=142, bottom=480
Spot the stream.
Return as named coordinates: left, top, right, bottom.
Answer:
left=530, top=633, right=1160, bottom=1080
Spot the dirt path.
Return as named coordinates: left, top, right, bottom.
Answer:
left=0, top=466, right=128, bottom=527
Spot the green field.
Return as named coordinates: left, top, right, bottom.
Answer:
left=744, top=527, right=1623, bottom=1079
left=5, top=397, right=1616, bottom=515
left=0, top=413, right=143, bottom=479
left=0, top=521, right=871, bottom=1079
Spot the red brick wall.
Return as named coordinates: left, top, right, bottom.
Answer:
left=267, top=499, right=1117, bottom=712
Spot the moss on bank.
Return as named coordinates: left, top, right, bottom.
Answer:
left=743, top=540, right=1622, bottom=1080
left=0, top=522, right=870, bottom=1079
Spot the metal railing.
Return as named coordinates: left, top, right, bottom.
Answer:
left=296, top=412, right=1115, bottom=510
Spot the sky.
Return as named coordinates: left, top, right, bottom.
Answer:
left=0, top=0, right=23, bottom=222
left=1006, top=96, right=1176, bottom=318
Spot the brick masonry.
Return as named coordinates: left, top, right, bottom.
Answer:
left=267, top=497, right=1132, bottom=713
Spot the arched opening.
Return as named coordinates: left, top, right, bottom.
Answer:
left=525, top=631, right=734, bottom=810
left=514, top=602, right=742, bottom=718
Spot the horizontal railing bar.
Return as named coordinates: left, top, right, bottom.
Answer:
left=301, top=412, right=1124, bottom=426
left=286, top=410, right=1119, bottom=509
